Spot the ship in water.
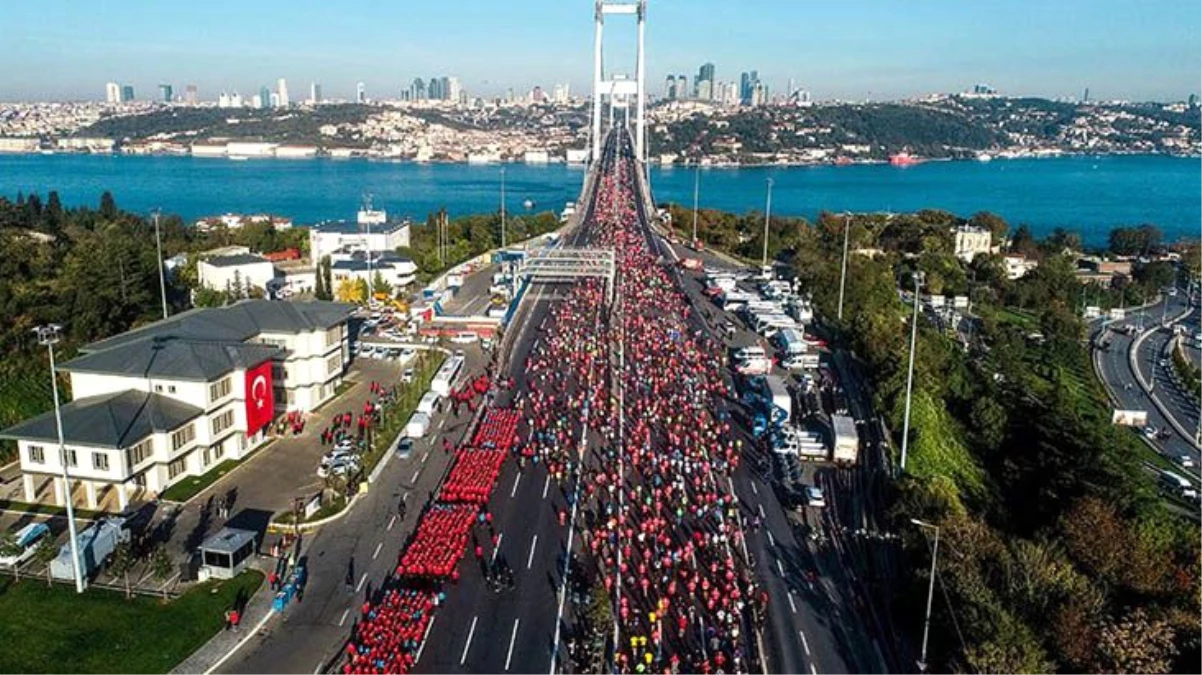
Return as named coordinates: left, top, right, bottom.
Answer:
left=889, top=151, right=924, bottom=167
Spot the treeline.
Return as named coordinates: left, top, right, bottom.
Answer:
left=399, top=209, right=561, bottom=284
left=667, top=203, right=1201, bottom=672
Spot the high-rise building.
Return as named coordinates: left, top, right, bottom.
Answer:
left=159, top=84, right=173, bottom=102
left=696, top=62, right=715, bottom=100
left=120, top=85, right=135, bottom=102
left=411, top=78, right=426, bottom=101
left=356, top=82, right=366, bottom=104
left=750, top=81, right=767, bottom=107
left=185, top=84, right=198, bottom=105
left=1082, top=87, right=1090, bottom=103
left=427, top=77, right=443, bottom=101
left=252, top=94, right=263, bottom=109
left=552, top=83, right=569, bottom=104
left=310, top=82, right=322, bottom=104
left=269, top=92, right=279, bottom=108
left=218, top=92, right=231, bottom=108
left=531, top=86, right=545, bottom=103
left=230, top=92, right=243, bottom=107
left=1189, top=94, right=1198, bottom=109
left=259, top=86, right=272, bottom=109
left=447, top=77, right=461, bottom=104
left=740, top=71, right=760, bottom=105
left=105, top=82, right=121, bottom=104
left=276, top=78, right=289, bottom=107
left=439, top=76, right=451, bottom=101
left=664, top=75, right=676, bottom=100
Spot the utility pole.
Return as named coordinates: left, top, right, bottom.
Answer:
left=761, top=178, right=774, bottom=275
left=691, top=164, right=700, bottom=245
left=151, top=209, right=168, bottom=319
left=837, top=212, right=851, bottom=321
left=911, top=519, right=940, bottom=673
left=36, top=325, right=85, bottom=594
left=900, top=272, right=922, bottom=473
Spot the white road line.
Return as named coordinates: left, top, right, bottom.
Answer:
left=422, top=451, right=430, bottom=464
left=776, top=559, right=785, bottom=577
left=527, top=534, right=538, bottom=569
left=355, top=572, right=368, bottom=593
left=338, top=608, right=350, bottom=626
left=810, top=663, right=818, bottom=674
left=372, top=541, right=383, bottom=560
left=767, top=530, right=776, bottom=547
left=460, top=615, right=478, bottom=665
left=751, top=481, right=758, bottom=495
left=800, top=630, right=810, bottom=656
left=505, top=618, right=521, bottom=671
left=438, top=418, right=446, bottom=430
left=542, top=474, right=550, bottom=499
left=313, top=660, right=325, bottom=674
left=511, top=472, right=522, bottom=498
left=758, top=503, right=766, bottom=518
left=387, top=514, right=397, bottom=531
left=415, top=616, right=436, bottom=664
left=491, top=533, right=504, bottom=564
left=411, top=467, right=421, bottom=483
left=787, top=591, right=797, bottom=614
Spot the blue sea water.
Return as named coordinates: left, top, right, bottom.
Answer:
left=0, top=153, right=1197, bottom=246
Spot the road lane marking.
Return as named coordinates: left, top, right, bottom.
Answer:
left=387, top=515, right=397, bottom=531
left=505, top=618, right=521, bottom=671
left=788, top=591, right=797, bottom=614
left=372, top=542, right=383, bottom=560
left=411, top=467, right=421, bottom=483
left=800, top=630, right=810, bottom=655
left=460, top=615, right=478, bottom=665
left=767, top=530, right=776, bottom=547
left=313, top=661, right=324, bottom=674
left=758, top=503, right=766, bottom=518
left=338, top=608, right=350, bottom=626
left=542, top=475, right=551, bottom=499
left=355, top=573, right=368, bottom=592
left=414, top=616, right=436, bottom=664
left=527, top=535, right=538, bottom=569
left=511, top=472, right=522, bottom=498
left=492, top=534, right=504, bottom=564
left=776, top=559, right=785, bottom=577
left=810, top=664, right=818, bottom=674
left=751, top=481, right=758, bottom=495
left=422, top=451, right=430, bottom=464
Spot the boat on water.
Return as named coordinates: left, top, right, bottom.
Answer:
left=976, top=152, right=994, bottom=162
left=523, top=198, right=535, bottom=210
left=229, top=155, right=249, bottom=161
left=889, top=151, right=924, bottom=167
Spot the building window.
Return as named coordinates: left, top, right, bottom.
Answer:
left=259, top=337, right=287, bottom=349
left=154, top=384, right=163, bottom=392
left=28, top=445, right=45, bottom=464
left=325, top=326, right=342, bottom=347
left=127, top=439, right=152, bottom=467
left=326, top=354, right=342, bottom=375
left=211, top=409, right=235, bottom=435
left=168, top=385, right=177, bottom=394
left=171, top=424, right=195, bottom=451
left=168, top=458, right=187, bottom=480
left=92, top=452, right=110, bottom=471
left=66, top=449, right=77, bottom=468
left=212, top=442, right=225, bottom=461
left=202, top=447, right=211, bottom=467
left=209, top=376, right=232, bottom=403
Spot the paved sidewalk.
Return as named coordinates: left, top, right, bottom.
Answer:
left=171, top=560, right=277, bottom=675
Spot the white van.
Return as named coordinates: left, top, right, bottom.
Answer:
left=450, top=332, right=479, bottom=344
left=0, top=522, right=50, bottom=568
left=735, top=346, right=766, bottom=362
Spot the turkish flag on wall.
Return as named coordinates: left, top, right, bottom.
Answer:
left=244, top=361, right=275, bottom=437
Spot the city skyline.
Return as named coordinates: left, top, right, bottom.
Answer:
left=1, top=0, right=1200, bottom=103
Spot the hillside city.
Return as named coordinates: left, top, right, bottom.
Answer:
left=1, top=72, right=1199, bottom=164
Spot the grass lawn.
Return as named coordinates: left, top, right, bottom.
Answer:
left=0, top=570, right=263, bottom=674
left=0, top=500, right=103, bottom=521
left=159, top=457, right=244, bottom=503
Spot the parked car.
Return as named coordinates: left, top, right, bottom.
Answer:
left=804, top=486, right=826, bottom=508
left=397, top=437, right=414, bottom=459
left=402, top=368, right=415, bottom=384
left=0, top=522, right=50, bottom=568
left=323, top=447, right=355, bottom=465
left=317, top=456, right=361, bottom=479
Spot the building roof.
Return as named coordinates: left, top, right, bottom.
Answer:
left=82, top=300, right=354, bottom=354
left=202, top=253, right=271, bottom=268
left=64, top=338, right=281, bottom=381
left=199, top=527, right=257, bottom=555
left=0, top=390, right=204, bottom=449
left=311, top=220, right=409, bottom=235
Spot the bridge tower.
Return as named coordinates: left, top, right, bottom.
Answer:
left=591, top=0, right=647, bottom=164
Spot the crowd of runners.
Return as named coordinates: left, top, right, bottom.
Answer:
left=341, top=134, right=760, bottom=674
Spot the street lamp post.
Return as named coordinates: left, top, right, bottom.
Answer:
left=761, top=178, right=774, bottom=276
left=837, top=213, right=851, bottom=321
left=36, top=324, right=86, bottom=593
left=691, top=164, right=700, bottom=245
left=900, top=272, right=923, bottom=473
left=151, top=209, right=168, bottom=319
left=911, top=519, right=940, bottom=673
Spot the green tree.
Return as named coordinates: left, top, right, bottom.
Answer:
left=151, top=544, right=174, bottom=599
left=370, top=271, right=393, bottom=298
left=1093, top=608, right=1177, bottom=674
left=193, top=287, right=229, bottom=308
left=0, top=532, right=25, bottom=582
left=33, top=536, right=58, bottom=587
left=108, top=538, right=134, bottom=598
left=99, top=190, right=117, bottom=220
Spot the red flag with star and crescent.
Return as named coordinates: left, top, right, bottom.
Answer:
left=244, top=361, right=274, bottom=437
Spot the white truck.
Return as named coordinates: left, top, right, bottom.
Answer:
left=776, top=328, right=807, bottom=357
left=417, top=391, right=441, bottom=416
left=764, top=375, right=792, bottom=425
left=735, top=357, right=773, bottom=376
left=831, top=414, right=859, bottom=464
left=406, top=411, right=432, bottom=439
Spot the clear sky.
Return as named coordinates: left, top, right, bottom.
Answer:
left=1, top=0, right=1198, bottom=102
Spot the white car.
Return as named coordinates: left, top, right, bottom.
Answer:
left=402, top=368, right=415, bottom=384
left=804, top=486, right=826, bottom=508
left=400, top=348, right=417, bottom=360
left=0, top=523, right=50, bottom=568
left=1178, top=454, right=1195, bottom=469
left=317, top=456, right=360, bottom=479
